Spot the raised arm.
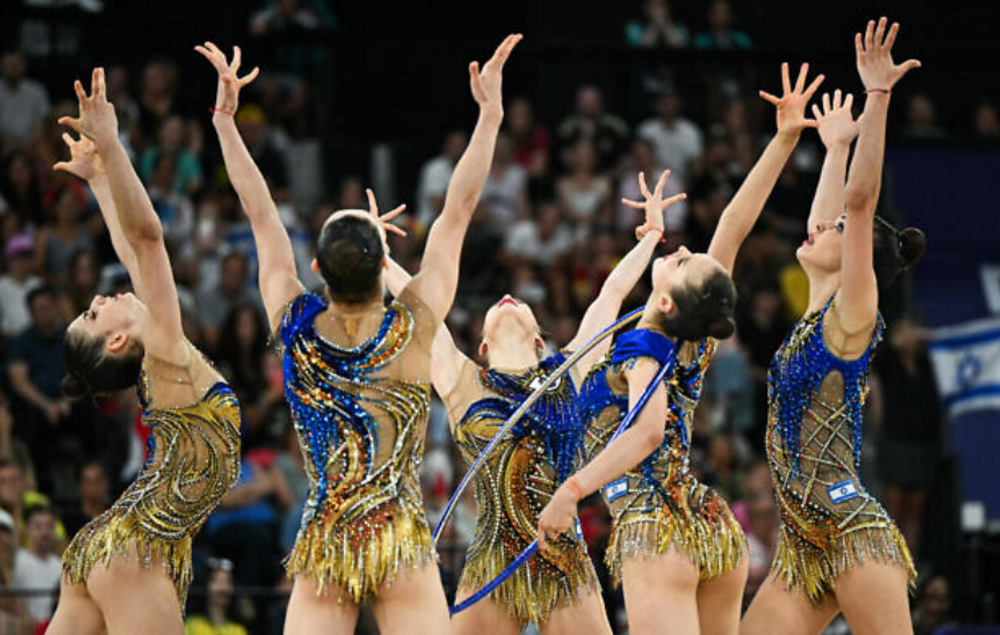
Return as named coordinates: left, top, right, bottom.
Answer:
left=197, top=42, right=301, bottom=331
left=707, top=63, right=824, bottom=273
left=838, top=18, right=920, bottom=332
left=567, top=170, right=686, bottom=369
left=54, top=133, right=144, bottom=297
left=59, top=68, right=184, bottom=361
left=405, top=34, right=522, bottom=322
left=806, top=91, right=861, bottom=230
left=537, top=357, right=667, bottom=545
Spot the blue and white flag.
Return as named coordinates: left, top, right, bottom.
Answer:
left=929, top=317, right=1000, bottom=418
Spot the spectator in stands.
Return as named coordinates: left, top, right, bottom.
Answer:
left=184, top=557, right=248, bottom=635
left=6, top=286, right=69, bottom=436
left=693, top=0, right=752, bottom=50
left=215, top=304, right=278, bottom=448
left=556, top=85, right=630, bottom=170
left=0, top=234, right=42, bottom=339
left=875, top=318, right=942, bottom=558
left=0, top=460, right=64, bottom=548
left=415, top=130, right=467, bottom=229
left=625, top=0, right=689, bottom=49
left=147, top=152, right=196, bottom=247
left=57, top=248, right=99, bottom=325
left=137, top=59, right=180, bottom=146
left=250, top=0, right=333, bottom=35
left=912, top=576, right=956, bottom=635
left=0, top=151, right=45, bottom=226
left=11, top=506, right=60, bottom=624
left=637, top=85, right=703, bottom=187
left=736, top=282, right=791, bottom=446
left=196, top=251, right=258, bottom=350
left=139, top=115, right=204, bottom=196
left=0, top=52, right=51, bottom=149
left=34, top=186, right=95, bottom=284
left=104, top=65, right=141, bottom=159
left=974, top=101, right=1000, bottom=139
left=506, top=98, right=550, bottom=180
left=503, top=201, right=575, bottom=268
left=60, top=461, right=110, bottom=537
left=743, top=493, right=778, bottom=602
left=480, top=133, right=528, bottom=229
left=236, top=105, right=289, bottom=200
left=902, top=94, right=949, bottom=140
left=0, top=391, right=36, bottom=485
left=557, top=140, right=612, bottom=229
left=0, top=509, right=16, bottom=628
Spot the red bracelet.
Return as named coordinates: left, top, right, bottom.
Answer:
left=642, top=226, right=667, bottom=243
left=209, top=107, right=235, bottom=116
left=564, top=477, right=584, bottom=501
left=864, top=88, right=891, bottom=95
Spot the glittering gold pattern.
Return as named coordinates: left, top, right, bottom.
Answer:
left=767, top=306, right=916, bottom=603
left=583, top=339, right=747, bottom=585
left=452, top=359, right=599, bottom=625
left=62, top=380, right=241, bottom=606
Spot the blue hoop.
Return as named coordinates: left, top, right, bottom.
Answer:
left=450, top=345, right=677, bottom=615
left=432, top=307, right=644, bottom=542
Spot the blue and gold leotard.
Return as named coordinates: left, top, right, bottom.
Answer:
left=63, top=344, right=242, bottom=606
left=443, top=353, right=599, bottom=625
left=279, top=287, right=437, bottom=601
left=580, top=329, right=746, bottom=585
left=766, top=296, right=915, bottom=602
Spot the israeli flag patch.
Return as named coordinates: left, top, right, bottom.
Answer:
left=575, top=518, right=584, bottom=539
left=604, top=478, right=628, bottom=502
left=828, top=480, right=859, bottom=504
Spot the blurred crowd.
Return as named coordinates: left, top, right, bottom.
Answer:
left=0, top=0, right=984, bottom=633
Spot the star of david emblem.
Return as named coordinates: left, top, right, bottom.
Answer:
left=957, top=354, right=982, bottom=391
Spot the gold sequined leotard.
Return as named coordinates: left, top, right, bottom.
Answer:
left=580, top=330, right=746, bottom=585
left=444, top=353, right=599, bottom=626
left=279, top=287, right=437, bottom=601
left=62, top=342, right=242, bottom=606
left=766, top=297, right=915, bottom=603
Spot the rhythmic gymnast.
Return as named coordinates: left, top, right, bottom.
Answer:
left=537, top=62, right=826, bottom=635
left=385, top=171, right=685, bottom=634
left=48, top=69, right=241, bottom=635
left=740, top=17, right=925, bottom=635
left=198, top=34, right=520, bottom=634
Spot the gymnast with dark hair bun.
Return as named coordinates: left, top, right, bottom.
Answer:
left=49, top=68, right=241, bottom=635
left=741, top=17, right=925, bottom=635
left=199, top=34, right=521, bottom=634
left=537, top=61, right=826, bottom=635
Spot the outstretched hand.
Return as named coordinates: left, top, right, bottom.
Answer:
left=759, top=62, right=825, bottom=135
left=54, top=132, right=104, bottom=182
left=855, top=17, right=920, bottom=91
left=195, top=42, right=260, bottom=115
left=469, top=33, right=523, bottom=113
left=58, top=68, right=118, bottom=148
left=365, top=188, right=407, bottom=247
left=621, top=170, right=687, bottom=240
left=813, top=90, right=862, bottom=149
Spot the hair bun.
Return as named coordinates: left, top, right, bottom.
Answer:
left=707, top=317, right=736, bottom=340
left=898, top=227, right=927, bottom=269
left=61, top=374, right=89, bottom=399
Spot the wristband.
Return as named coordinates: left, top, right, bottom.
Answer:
left=640, top=225, right=666, bottom=243
left=209, top=107, right=235, bottom=116
left=864, top=88, right=891, bottom=95
left=564, top=476, right=584, bottom=501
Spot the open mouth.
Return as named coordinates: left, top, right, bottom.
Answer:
left=497, top=298, right=519, bottom=308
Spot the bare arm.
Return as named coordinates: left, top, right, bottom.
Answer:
left=537, top=358, right=667, bottom=545
left=806, top=91, right=859, bottom=230
left=197, top=43, right=302, bottom=332
left=60, top=68, right=184, bottom=362
left=708, top=63, right=824, bottom=273
left=406, top=34, right=522, bottom=322
left=838, top=18, right=920, bottom=333
left=568, top=170, right=686, bottom=369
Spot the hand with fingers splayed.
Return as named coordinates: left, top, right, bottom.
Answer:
left=364, top=188, right=407, bottom=254
left=855, top=17, right=921, bottom=92
left=813, top=90, right=862, bottom=150
left=759, top=62, right=825, bottom=137
left=195, top=41, right=260, bottom=116
left=621, top=170, right=687, bottom=241
left=53, top=133, right=104, bottom=183
left=58, top=68, right=118, bottom=149
left=469, top=33, right=523, bottom=115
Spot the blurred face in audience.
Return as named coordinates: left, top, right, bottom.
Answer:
left=220, top=254, right=249, bottom=295
left=54, top=189, right=82, bottom=225
left=0, top=464, right=25, bottom=508
left=508, top=99, right=534, bottom=137
left=235, top=307, right=261, bottom=348
left=632, top=139, right=657, bottom=170
left=480, top=295, right=543, bottom=362
left=570, top=141, right=598, bottom=175
left=797, top=213, right=845, bottom=276
left=70, top=251, right=99, bottom=292
left=649, top=246, right=727, bottom=318
left=80, top=463, right=109, bottom=504
left=921, top=577, right=951, bottom=621
left=708, top=0, right=734, bottom=31
left=159, top=116, right=185, bottom=151
left=208, top=567, right=235, bottom=607
left=443, top=131, right=468, bottom=163
left=26, top=510, right=56, bottom=553
left=576, top=87, right=603, bottom=118
left=29, top=291, right=60, bottom=334
left=8, top=154, right=33, bottom=192
left=1, top=53, right=25, bottom=84
left=975, top=103, right=1000, bottom=137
